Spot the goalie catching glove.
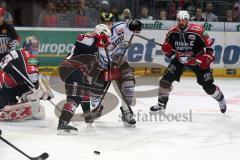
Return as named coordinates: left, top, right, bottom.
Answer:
left=21, top=74, right=54, bottom=102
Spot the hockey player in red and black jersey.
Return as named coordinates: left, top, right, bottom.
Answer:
left=57, top=24, right=111, bottom=135
left=0, top=7, right=20, bottom=61
left=0, top=36, right=54, bottom=121
left=150, top=11, right=227, bottom=113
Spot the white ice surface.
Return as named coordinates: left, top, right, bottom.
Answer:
left=0, top=77, right=240, bottom=160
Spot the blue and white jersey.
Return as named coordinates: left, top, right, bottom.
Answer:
left=99, top=21, right=133, bottom=69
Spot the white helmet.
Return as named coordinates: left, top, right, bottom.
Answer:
left=177, top=10, right=190, bottom=21
left=94, top=24, right=111, bottom=37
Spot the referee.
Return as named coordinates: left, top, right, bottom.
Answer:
left=0, top=7, right=20, bottom=61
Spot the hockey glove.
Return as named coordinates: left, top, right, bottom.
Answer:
left=8, top=40, right=20, bottom=50
left=162, top=42, right=174, bottom=57
left=175, top=51, right=202, bottom=65
left=96, top=34, right=110, bottom=48
left=128, top=19, right=142, bottom=33
left=196, top=52, right=215, bottom=69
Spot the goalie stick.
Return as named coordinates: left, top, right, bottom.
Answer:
left=0, top=129, right=49, bottom=160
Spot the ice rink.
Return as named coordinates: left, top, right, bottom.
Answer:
left=0, top=76, right=240, bottom=160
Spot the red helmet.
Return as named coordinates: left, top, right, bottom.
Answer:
left=0, top=8, right=6, bottom=16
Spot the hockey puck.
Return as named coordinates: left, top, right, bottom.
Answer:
left=94, top=150, right=100, bottom=155
left=0, top=129, right=2, bottom=136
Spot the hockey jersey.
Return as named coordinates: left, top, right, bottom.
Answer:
left=59, top=33, right=109, bottom=81
left=99, top=21, right=134, bottom=69
left=165, top=23, right=214, bottom=57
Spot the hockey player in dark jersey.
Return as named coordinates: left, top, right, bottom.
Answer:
left=0, top=36, right=53, bottom=121
left=90, top=12, right=142, bottom=127
left=150, top=11, right=227, bottom=113
left=0, top=7, right=20, bottom=61
left=57, top=24, right=111, bottom=135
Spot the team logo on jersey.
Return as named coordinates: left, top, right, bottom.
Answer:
left=1, top=29, right=7, bottom=34
left=116, top=28, right=124, bottom=36
left=188, top=35, right=196, bottom=40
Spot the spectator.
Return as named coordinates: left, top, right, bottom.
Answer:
left=183, top=0, right=195, bottom=17
left=119, top=8, right=132, bottom=21
left=178, top=0, right=185, bottom=10
left=139, top=5, right=153, bottom=20
left=110, top=6, right=120, bottom=21
left=0, top=1, right=13, bottom=24
left=233, top=0, right=240, bottom=22
left=158, top=9, right=167, bottom=20
left=166, top=1, right=177, bottom=20
left=225, top=9, right=237, bottom=22
left=74, top=0, right=99, bottom=27
left=37, top=1, right=57, bottom=27
left=191, top=7, right=206, bottom=21
left=203, top=2, right=218, bottom=22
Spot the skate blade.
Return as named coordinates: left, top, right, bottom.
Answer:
left=86, top=123, right=93, bottom=128
left=56, top=129, right=78, bottom=135
left=149, top=110, right=165, bottom=115
left=220, top=108, right=227, bottom=114
left=122, top=122, right=136, bottom=128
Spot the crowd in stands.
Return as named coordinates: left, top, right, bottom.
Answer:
left=0, top=0, right=240, bottom=27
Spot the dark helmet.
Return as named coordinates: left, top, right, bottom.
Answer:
left=127, top=19, right=142, bottom=32
left=100, top=12, right=115, bottom=22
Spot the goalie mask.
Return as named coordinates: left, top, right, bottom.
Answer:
left=23, top=36, right=40, bottom=55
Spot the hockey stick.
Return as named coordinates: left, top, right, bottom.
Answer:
left=135, top=34, right=163, bottom=46
left=8, top=63, right=61, bottom=111
left=0, top=129, right=49, bottom=160
left=96, top=33, right=135, bottom=109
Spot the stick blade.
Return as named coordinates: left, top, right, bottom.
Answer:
left=31, top=152, right=49, bottom=160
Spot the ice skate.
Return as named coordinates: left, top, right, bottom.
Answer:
left=92, top=105, right=104, bottom=120
left=150, top=102, right=166, bottom=114
left=120, top=107, right=136, bottom=128
left=57, top=120, right=78, bottom=135
left=83, top=111, right=94, bottom=128
left=219, top=99, right=227, bottom=113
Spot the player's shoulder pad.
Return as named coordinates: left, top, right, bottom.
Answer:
left=187, top=23, right=205, bottom=35
left=111, top=22, right=125, bottom=36
left=166, top=26, right=178, bottom=38
left=76, top=33, right=95, bottom=41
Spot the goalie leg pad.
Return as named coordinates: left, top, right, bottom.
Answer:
left=0, top=101, right=45, bottom=121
